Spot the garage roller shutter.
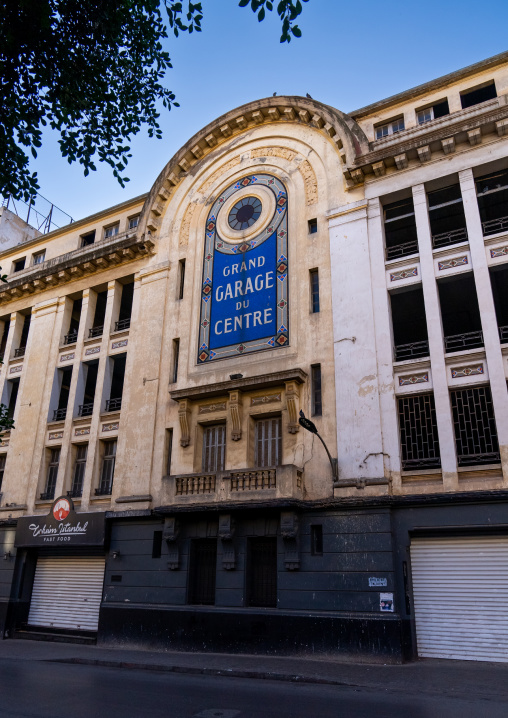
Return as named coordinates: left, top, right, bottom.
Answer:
left=28, top=556, right=105, bottom=632
left=411, top=537, right=508, bottom=662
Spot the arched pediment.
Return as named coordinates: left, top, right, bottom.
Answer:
left=138, top=96, right=368, bottom=236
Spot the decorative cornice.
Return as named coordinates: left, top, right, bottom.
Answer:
left=0, top=232, right=154, bottom=305
left=170, top=368, right=307, bottom=402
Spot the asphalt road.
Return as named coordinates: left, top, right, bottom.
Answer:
left=0, top=657, right=505, bottom=718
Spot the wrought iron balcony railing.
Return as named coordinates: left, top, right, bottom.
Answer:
left=394, top=340, right=430, bottom=362
left=105, top=397, right=122, bottom=412
left=482, top=215, right=508, bottom=237
left=63, top=331, right=78, bottom=345
left=40, top=491, right=55, bottom=501
left=444, top=330, right=484, bottom=352
left=95, top=485, right=112, bottom=496
left=52, top=408, right=67, bottom=422
left=14, top=347, right=25, bottom=358
left=88, top=325, right=103, bottom=339
left=114, top=318, right=131, bottom=332
left=385, top=239, right=419, bottom=261
left=78, top=402, right=94, bottom=417
left=432, top=227, right=468, bottom=249
left=499, top=325, right=508, bottom=343
left=67, top=488, right=83, bottom=498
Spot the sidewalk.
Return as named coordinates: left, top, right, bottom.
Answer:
left=0, top=638, right=507, bottom=700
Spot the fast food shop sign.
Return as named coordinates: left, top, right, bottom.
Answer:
left=15, top=497, right=105, bottom=547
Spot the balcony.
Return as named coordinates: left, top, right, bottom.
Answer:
left=95, top=485, right=112, bottom=496
left=444, top=330, right=484, bottom=352
left=78, top=402, right=94, bottom=417
left=394, top=340, right=429, bottom=362
left=499, top=325, right=508, bottom=343
left=385, top=239, right=419, bottom=261
left=39, top=491, right=55, bottom=501
left=161, top=464, right=303, bottom=507
left=114, top=318, right=131, bottom=332
left=105, top=397, right=122, bottom=412
left=14, top=347, right=25, bottom=358
left=67, top=488, right=82, bottom=498
left=63, top=331, right=78, bottom=345
left=52, top=408, right=67, bottom=422
left=482, top=216, right=508, bottom=237
left=432, top=227, right=468, bottom=249
left=89, top=325, right=103, bottom=339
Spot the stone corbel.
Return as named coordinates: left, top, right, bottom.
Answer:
left=178, top=399, right=191, bottom=447
left=218, top=514, right=236, bottom=570
left=285, top=381, right=300, bottom=434
left=163, top=517, right=180, bottom=570
left=280, top=511, right=300, bottom=570
left=228, top=391, right=242, bottom=441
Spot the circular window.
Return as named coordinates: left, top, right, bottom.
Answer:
left=227, top=197, right=262, bottom=231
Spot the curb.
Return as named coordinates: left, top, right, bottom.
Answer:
left=48, top=657, right=361, bottom=688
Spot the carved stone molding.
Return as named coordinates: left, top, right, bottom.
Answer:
left=228, top=391, right=242, bottom=441
left=178, top=399, right=191, bottom=448
left=285, top=381, right=300, bottom=434
left=163, top=517, right=180, bottom=570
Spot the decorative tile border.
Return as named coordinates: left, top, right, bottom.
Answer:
left=398, top=372, right=429, bottom=387
left=251, top=393, right=282, bottom=406
left=389, top=267, right=418, bottom=282
left=438, top=256, right=468, bottom=270
left=85, top=346, right=101, bottom=356
left=451, top=364, right=484, bottom=378
left=111, top=339, right=128, bottom=350
left=102, top=422, right=119, bottom=432
left=75, top=427, right=91, bottom=437
left=198, top=402, right=227, bottom=414
left=490, top=246, right=508, bottom=258
left=60, top=352, right=75, bottom=362
left=49, top=431, right=64, bottom=440
left=9, top=365, right=22, bottom=374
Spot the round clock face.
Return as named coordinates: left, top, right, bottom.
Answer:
left=227, top=196, right=262, bottom=231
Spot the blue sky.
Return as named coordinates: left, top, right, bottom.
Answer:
left=29, top=0, right=508, bottom=224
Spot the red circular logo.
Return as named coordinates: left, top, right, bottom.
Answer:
left=53, top=498, right=71, bottom=521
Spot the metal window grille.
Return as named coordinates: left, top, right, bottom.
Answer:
left=398, top=394, right=441, bottom=470
left=450, top=386, right=500, bottom=466
left=311, top=364, right=322, bottom=416
left=202, top=424, right=225, bottom=473
left=247, top=537, right=277, bottom=608
left=188, top=539, right=217, bottom=605
left=0, top=455, right=5, bottom=492
left=255, top=418, right=282, bottom=467
left=97, top=441, right=116, bottom=495
left=310, top=269, right=320, bottom=313
left=43, top=448, right=60, bottom=499
left=70, top=444, right=87, bottom=497
left=106, top=397, right=122, bottom=412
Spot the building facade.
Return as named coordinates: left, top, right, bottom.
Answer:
left=1, top=51, right=508, bottom=662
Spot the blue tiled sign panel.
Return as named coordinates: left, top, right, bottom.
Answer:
left=198, top=175, right=288, bottom=363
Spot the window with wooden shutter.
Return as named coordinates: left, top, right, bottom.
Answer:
left=255, top=417, right=282, bottom=467
left=202, top=424, right=226, bottom=472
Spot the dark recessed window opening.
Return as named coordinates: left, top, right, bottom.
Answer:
left=18, top=313, right=31, bottom=353
left=152, top=530, right=163, bottom=559
left=202, top=424, right=226, bottom=473
left=7, top=379, right=19, bottom=419
left=107, top=354, right=126, bottom=412
left=188, top=538, right=217, bottom=605
left=81, top=231, right=95, bottom=247
left=255, top=417, right=282, bottom=467
left=172, top=339, right=180, bottom=383
left=417, top=99, right=449, bottom=124
left=0, top=455, right=5, bottom=493
left=490, top=266, right=508, bottom=342
left=311, top=525, right=323, bottom=555
left=0, top=319, right=10, bottom=360
left=460, top=81, right=497, bottom=110
left=111, top=575, right=122, bottom=583
left=476, top=169, right=508, bottom=236
left=428, top=184, right=467, bottom=247
left=80, top=360, right=98, bottom=417
left=450, top=386, right=500, bottom=466
left=116, top=282, right=134, bottom=331
left=97, top=440, right=117, bottom=495
left=311, top=364, right=322, bottom=416
left=438, top=274, right=483, bottom=352
left=384, top=198, right=418, bottom=260
left=166, top=428, right=173, bottom=476
left=178, top=259, right=186, bottom=300
left=13, top=258, right=25, bottom=272
left=53, top=366, right=73, bottom=421
left=65, top=297, right=82, bottom=343
left=308, top=218, right=317, bottom=234
left=391, top=287, right=429, bottom=361
left=42, top=448, right=61, bottom=500
left=70, top=444, right=87, bottom=498
left=128, top=216, right=139, bottom=230
left=398, top=394, right=441, bottom=470
left=90, top=290, right=107, bottom=337
left=247, top=537, right=277, bottom=608
left=310, top=269, right=320, bottom=313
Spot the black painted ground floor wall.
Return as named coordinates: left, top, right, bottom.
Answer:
left=3, top=493, right=508, bottom=662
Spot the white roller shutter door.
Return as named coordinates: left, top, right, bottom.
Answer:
left=28, top=556, right=105, bottom=632
left=411, top=537, right=508, bottom=662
